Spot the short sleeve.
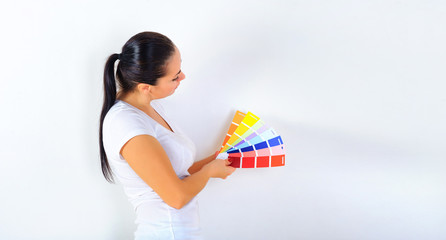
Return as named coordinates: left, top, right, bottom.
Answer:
left=103, top=107, right=156, bottom=160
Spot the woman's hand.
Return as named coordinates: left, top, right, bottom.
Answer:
left=204, top=157, right=236, bottom=179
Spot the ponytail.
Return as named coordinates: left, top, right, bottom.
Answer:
left=99, top=53, right=120, bottom=183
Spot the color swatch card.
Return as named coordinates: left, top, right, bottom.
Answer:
left=219, top=111, right=285, bottom=168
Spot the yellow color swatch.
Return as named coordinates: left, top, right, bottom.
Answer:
left=222, top=112, right=260, bottom=152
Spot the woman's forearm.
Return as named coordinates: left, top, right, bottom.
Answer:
left=177, top=166, right=211, bottom=208
left=188, top=154, right=215, bottom=175
left=179, top=156, right=233, bottom=209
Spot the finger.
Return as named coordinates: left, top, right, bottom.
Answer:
left=225, top=159, right=232, bottom=165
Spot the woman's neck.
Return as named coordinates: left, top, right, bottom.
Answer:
left=118, top=91, right=154, bottom=115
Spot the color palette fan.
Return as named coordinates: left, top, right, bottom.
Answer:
left=219, top=111, right=285, bottom=168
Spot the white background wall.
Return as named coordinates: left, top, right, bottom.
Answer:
left=0, top=0, right=445, bottom=239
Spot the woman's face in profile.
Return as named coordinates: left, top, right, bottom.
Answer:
left=150, top=47, right=186, bottom=99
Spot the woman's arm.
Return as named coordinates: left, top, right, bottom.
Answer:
left=121, top=135, right=235, bottom=210
left=188, top=153, right=217, bottom=175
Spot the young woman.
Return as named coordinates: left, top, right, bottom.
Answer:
left=99, top=31, right=236, bottom=239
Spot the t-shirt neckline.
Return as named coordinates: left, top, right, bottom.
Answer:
left=117, top=100, right=175, bottom=134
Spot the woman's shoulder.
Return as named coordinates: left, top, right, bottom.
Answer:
left=104, top=100, right=152, bottom=130
left=102, top=101, right=157, bottom=161
left=105, top=100, right=134, bottom=119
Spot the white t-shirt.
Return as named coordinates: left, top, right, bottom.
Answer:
left=103, top=100, right=203, bottom=240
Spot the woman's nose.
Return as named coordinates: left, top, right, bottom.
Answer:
left=179, top=72, right=186, bottom=81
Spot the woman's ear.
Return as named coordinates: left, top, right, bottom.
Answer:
left=137, top=83, right=151, bottom=94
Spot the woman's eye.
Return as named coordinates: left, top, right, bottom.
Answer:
left=173, top=77, right=179, bottom=81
